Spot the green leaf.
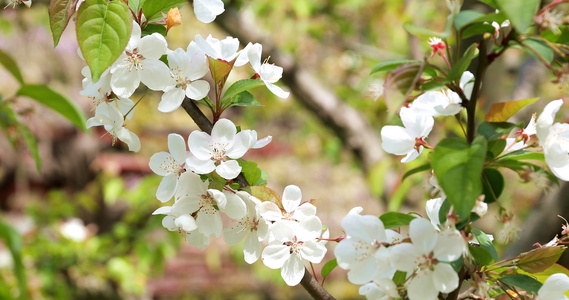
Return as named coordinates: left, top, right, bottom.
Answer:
left=392, top=271, right=407, bottom=285
left=142, top=0, right=185, bottom=22
left=401, top=163, right=431, bottom=181
left=454, top=10, right=485, bottom=30
left=370, top=59, right=422, bottom=75
left=447, top=43, right=478, bottom=82
left=469, top=245, right=494, bottom=265
left=485, top=97, right=539, bottom=122
left=487, top=139, right=507, bottom=159
left=499, top=274, right=543, bottom=293
left=239, top=160, right=262, bottom=186
left=0, top=221, right=28, bottom=299
left=0, top=48, right=24, bottom=84
left=520, top=37, right=554, bottom=63
left=220, top=79, right=265, bottom=104
left=481, top=168, right=504, bottom=203
left=321, top=259, right=337, bottom=279
left=206, top=172, right=226, bottom=191
left=432, top=137, right=487, bottom=220
left=379, top=212, right=416, bottom=229
left=18, top=124, right=41, bottom=171
left=76, top=0, right=132, bottom=83
left=519, top=264, right=569, bottom=297
left=462, top=23, right=495, bottom=39
left=226, top=91, right=263, bottom=109
left=49, top=0, right=78, bottom=47
left=477, top=121, right=517, bottom=141
left=472, top=228, right=498, bottom=261
left=17, top=84, right=87, bottom=131
left=517, top=246, right=565, bottom=273
left=498, top=151, right=545, bottom=162
left=477, top=0, right=497, bottom=8
left=142, top=24, right=166, bottom=37
left=403, top=23, right=450, bottom=39
left=128, top=0, right=145, bottom=15
left=494, top=0, right=539, bottom=34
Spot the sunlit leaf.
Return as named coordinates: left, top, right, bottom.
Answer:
left=0, top=48, right=24, bottom=84
left=370, top=59, right=421, bottom=75
left=239, top=160, right=262, bottom=186
left=447, top=43, right=478, bottom=82
left=246, top=186, right=282, bottom=209
left=220, top=79, right=265, bottom=104
left=485, top=97, right=539, bottom=122
left=0, top=221, right=27, bottom=299
left=432, top=137, right=487, bottom=221
left=142, top=0, right=185, bottom=22
left=454, top=10, right=485, bottom=30
left=76, top=0, right=132, bottom=82
left=18, top=124, right=41, bottom=171
left=379, top=212, right=416, bottom=229
left=17, top=84, right=87, bottom=131
left=403, top=23, right=450, bottom=39
left=208, top=56, right=235, bottom=89
left=477, top=121, right=517, bottom=141
left=401, top=163, right=431, bottom=181
left=321, top=259, right=337, bottom=280
left=494, top=0, right=539, bottom=34
left=49, top=0, right=79, bottom=46
left=469, top=245, right=494, bottom=265
left=472, top=228, right=498, bottom=261
left=462, top=23, right=495, bottom=39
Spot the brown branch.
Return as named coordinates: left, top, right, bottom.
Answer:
left=300, top=268, right=336, bottom=300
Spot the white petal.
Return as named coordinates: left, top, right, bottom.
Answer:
left=341, top=213, right=386, bottom=242
left=281, top=254, right=305, bottom=286
left=265, top=82, right=290, bottom=98
left=409, top=218, right=438, bottom=253
left=221, top=192, right=246, bottom=219
left=138, top=33, right=168, bottom=60
left=196, top=212, right=222, bottom=237
left=211, top=118, right=237, bottom=144
left=175, top=215, right=198, bottom=232
left=156, top=174, right=178, bottom=202
left=390, top=243, right=420, bottom=272
left=111, top=66, right=140, bottom=98
left=193, top=0, right=225, bottom=23
left=408, top=275, right=439, bottom=300
left=282, top=185, right=302, bottom=213
left=259, top=202, right=283, bottom=221
left=149, top=152, right=174, bottom=176
left=223, top=224, right=247, bottom=246
left=262, top=245, right=290, bottom=269
left=294, top=203, right=317, bottom=221
left=381, top=125, right=414, bottom=155
left=216, top=160, right=242, bottom=179
left=253, top=135, right=272, bottom=149
left=188, top=131, right=213, bottom=160
left=299, top=241, right=326, bottom=263
left=243, top=232, right=262, bottom=264
left=185, top=80, right=210, bottom=100
left=159, top=87, right=185, bottom=112
left=432, top=263, right=459, bottom=293
left=152, top=206, right=172, bottom=215
left=185, top=155, right=216, bottom=174
left=140, top=60, right=173, bottom=91
left=175, top=172, right=208, bottom=200
left=115, top=128, right=141, bottom=152
left=460, top=71, right=475, bottom=99
left=168, top=133, right=187, bottom=165
left=226, top=132, right=251, bottom=159
left=434, top=229, right=465, bottom=262
left=537, top=99, right=563, bottom=141
left=186, top=230, right=210, bottom=250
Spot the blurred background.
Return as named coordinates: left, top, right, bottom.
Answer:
left=0, top=0, right=567, bottom=299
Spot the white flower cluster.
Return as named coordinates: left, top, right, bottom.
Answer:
left=334, top=208, right=466, bottom=300
left=81, top=21, right=288, bottom=152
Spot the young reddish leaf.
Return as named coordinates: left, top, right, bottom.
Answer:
left=517, top=246, right=565, bottom=273
left=49, top=0, right=79, bottom=47
left=76, top=0, right=132, bottom=83
left=383, top=62, right=422, bottom=116
left=208, top=56, right=235, bottom=87
left=485, top=98, right=539, bottom=122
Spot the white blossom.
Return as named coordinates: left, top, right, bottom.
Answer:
left=223, top=191, right=270, bottom=264
left=186, top=118, right=261, bottom=179
left=359, top=278, right=400, bottom=300
left=259, top=185, right=316, bottom=223
left=381, top=107, right=434, bottom=163
left=159, top=48, right=210, bottom=113
left=334, top=207, right=397, bottom=285
left=59, top=218, right=89, bottom=242
left=536, top=99, right=569, bottom=181
left=240, top=43, right=290, bottom=98
left=411, top=71, right=473, bottom=117
left=110, top=22, right=172, bottom=98
left=149, top=133, right=188, bottom=202
left=86, top=102, right=140, bottom=152
left=194, top=34, right=241, bottom=62
left=261, top=216, right=327, bottom=286
left=390, top=218, right=465, bottom=300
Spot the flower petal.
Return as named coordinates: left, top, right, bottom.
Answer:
left=168, top=133, right=187, bottom=165
left=159, top=87, right=185, bottom=112
left=156, top=174, right=178, bottom=202
left=282, top=185, right=302, bottom=213
left=262, top=244, right=290, bottom=269
left=216, top=160, right=242, bottom=179
left=281, top=254, right=305, bottom=286
left=432, top=263, right=459, bottom=294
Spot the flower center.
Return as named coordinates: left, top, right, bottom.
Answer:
left=170, top=67, right=190, bottom=89
left=210, top=143, right=229, bottom=162
left=416, top=251, right=439, bottom=273
left=199, top=193, right=217, bottom=215
left=125, top=49, right=145, bottom=71
left=352, top=240, right=381, bottom=262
